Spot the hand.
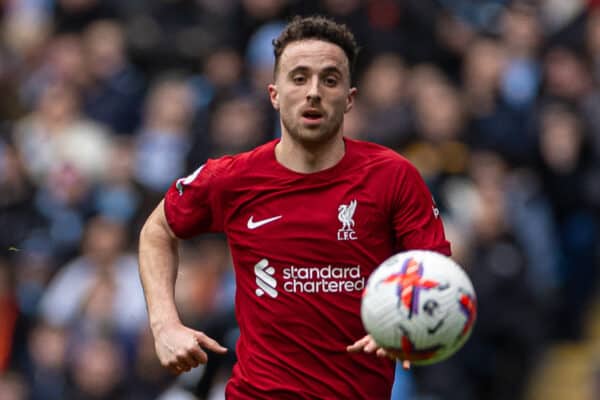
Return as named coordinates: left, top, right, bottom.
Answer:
left=153, top=322, right=228, bottom=375
left=347, top=334, right=411, bottom=370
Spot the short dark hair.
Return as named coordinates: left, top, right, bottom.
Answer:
left=272, top=15, right=359, bottom=79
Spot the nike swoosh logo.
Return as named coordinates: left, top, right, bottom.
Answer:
left=427, top=317, right=446, bottom=335
left=247, top=215, right=282, bottom=229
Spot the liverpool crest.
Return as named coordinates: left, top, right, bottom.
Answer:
left=337, top=199, right=357, bottom=240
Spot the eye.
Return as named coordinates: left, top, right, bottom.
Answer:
left=292, top=75, right=306, bottom=85
left=324, top=76, right=338, bottom=87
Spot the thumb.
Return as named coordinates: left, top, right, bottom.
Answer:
left=192, top=331, right=228, bottom=354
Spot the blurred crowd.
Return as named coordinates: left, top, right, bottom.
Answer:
left=0, top=0, right=599, bottom=399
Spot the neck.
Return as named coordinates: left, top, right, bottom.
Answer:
left=275, top=134, right=345, bottom=174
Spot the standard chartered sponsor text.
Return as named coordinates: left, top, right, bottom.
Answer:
left=282, top=265, right=365, bottom=293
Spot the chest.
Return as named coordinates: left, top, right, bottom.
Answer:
left=223, top=180, right=393, bottom=264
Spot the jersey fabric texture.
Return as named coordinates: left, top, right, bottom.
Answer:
left=164, top=138, right=451, bottom=400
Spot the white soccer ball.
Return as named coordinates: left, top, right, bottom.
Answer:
left=361, top=250, right=477, bottom=365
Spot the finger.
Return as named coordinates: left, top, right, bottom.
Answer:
left=194, top=332, right=228, bottom=354
left=346, top=335, right=371, bottom=352
left=160, top=356, right=186, bottom=374
left=174, top=354, right=194, bottom=371
left=376, top=348, right=388, bottom=358
left=373, top=347, right=410, bottom=362
left=364, top=338, right=378, bottom=353
left=346, top=341, right=363, bottom=352
left=169, top=363, right=186, bottom=375
left=188, top=345, right=208, bottom=365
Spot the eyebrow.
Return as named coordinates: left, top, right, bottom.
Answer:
left=321, top=66, right=343, bottom=76
left=288, top=66, right=309, bottom=76
left=288, top=65, right=343, bottom=76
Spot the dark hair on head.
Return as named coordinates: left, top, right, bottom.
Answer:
left=272, top=15, right=359, bottom=79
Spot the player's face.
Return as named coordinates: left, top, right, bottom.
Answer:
left=268, top=40, right=357, bottom=146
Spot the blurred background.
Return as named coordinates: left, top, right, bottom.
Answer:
left=0, top=0, right=599, bottom=399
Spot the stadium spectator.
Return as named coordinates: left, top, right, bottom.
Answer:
left=24, top=321, right=68, bottom=400
left=20, top=33, right=89, bottom=108
left=80, top=19, right=145, bottom=135
left=93, top=137, right=143, bottom=227
left=186, top=46, right=249, bottom=168
left=463, top=37, right=536, bottom=165
left=498, top=2, right=543, bottom=108
left=0, top=141, right=44, bottom=258
left=38, top=216, right=146, bottom=338
left=134, top=75, right=196, bottom=193
left=0, top=371, right=28, bottom=400
left=12, top=80, right=113, bottom=185
left=359, top=52, right=412, bottom=149
left=207, top=95, right=270, bottom=158
left=66, top=335, right=128, bottom=400
left=537, top=102, right=600, bottom=339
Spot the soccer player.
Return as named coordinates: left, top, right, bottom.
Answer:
left=138, top=15, right=451, bottom=399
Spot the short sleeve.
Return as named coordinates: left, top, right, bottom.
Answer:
left=163, top=159, right=225, bottom=238
left=392, top=162, right=451, bottom=256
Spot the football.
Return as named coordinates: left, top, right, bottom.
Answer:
left=361, top=250, right=477, bottom=365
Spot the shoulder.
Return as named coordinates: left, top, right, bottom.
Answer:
left=203, top=140, right=277, bottom=179
left=171, top=140, right=277, bottom=201
left=345, top=139, right=427, bottom=196
left=346, top=138, right=417, bottom=173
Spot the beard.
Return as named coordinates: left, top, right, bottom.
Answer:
left=280, top=108, right=344, bottom=147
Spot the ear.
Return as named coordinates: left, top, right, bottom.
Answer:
left=268, top=84, right=279, bottom=110
left=345, top=87, right=357, bottom=113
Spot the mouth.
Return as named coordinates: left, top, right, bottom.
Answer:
left=301, top=109, right=324, bottom=124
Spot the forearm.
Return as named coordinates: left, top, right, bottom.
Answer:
left=139, top=201, right=182, bottom=335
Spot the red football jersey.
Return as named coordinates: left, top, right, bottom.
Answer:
left=164, top=138, right=450, bottom=399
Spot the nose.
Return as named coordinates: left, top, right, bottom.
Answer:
left=306, top=76, right=321, bottom=103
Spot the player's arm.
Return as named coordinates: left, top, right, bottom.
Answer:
left=392, top=161, right=450, bottom=256
left=139, top=200, right=227, bottom=374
